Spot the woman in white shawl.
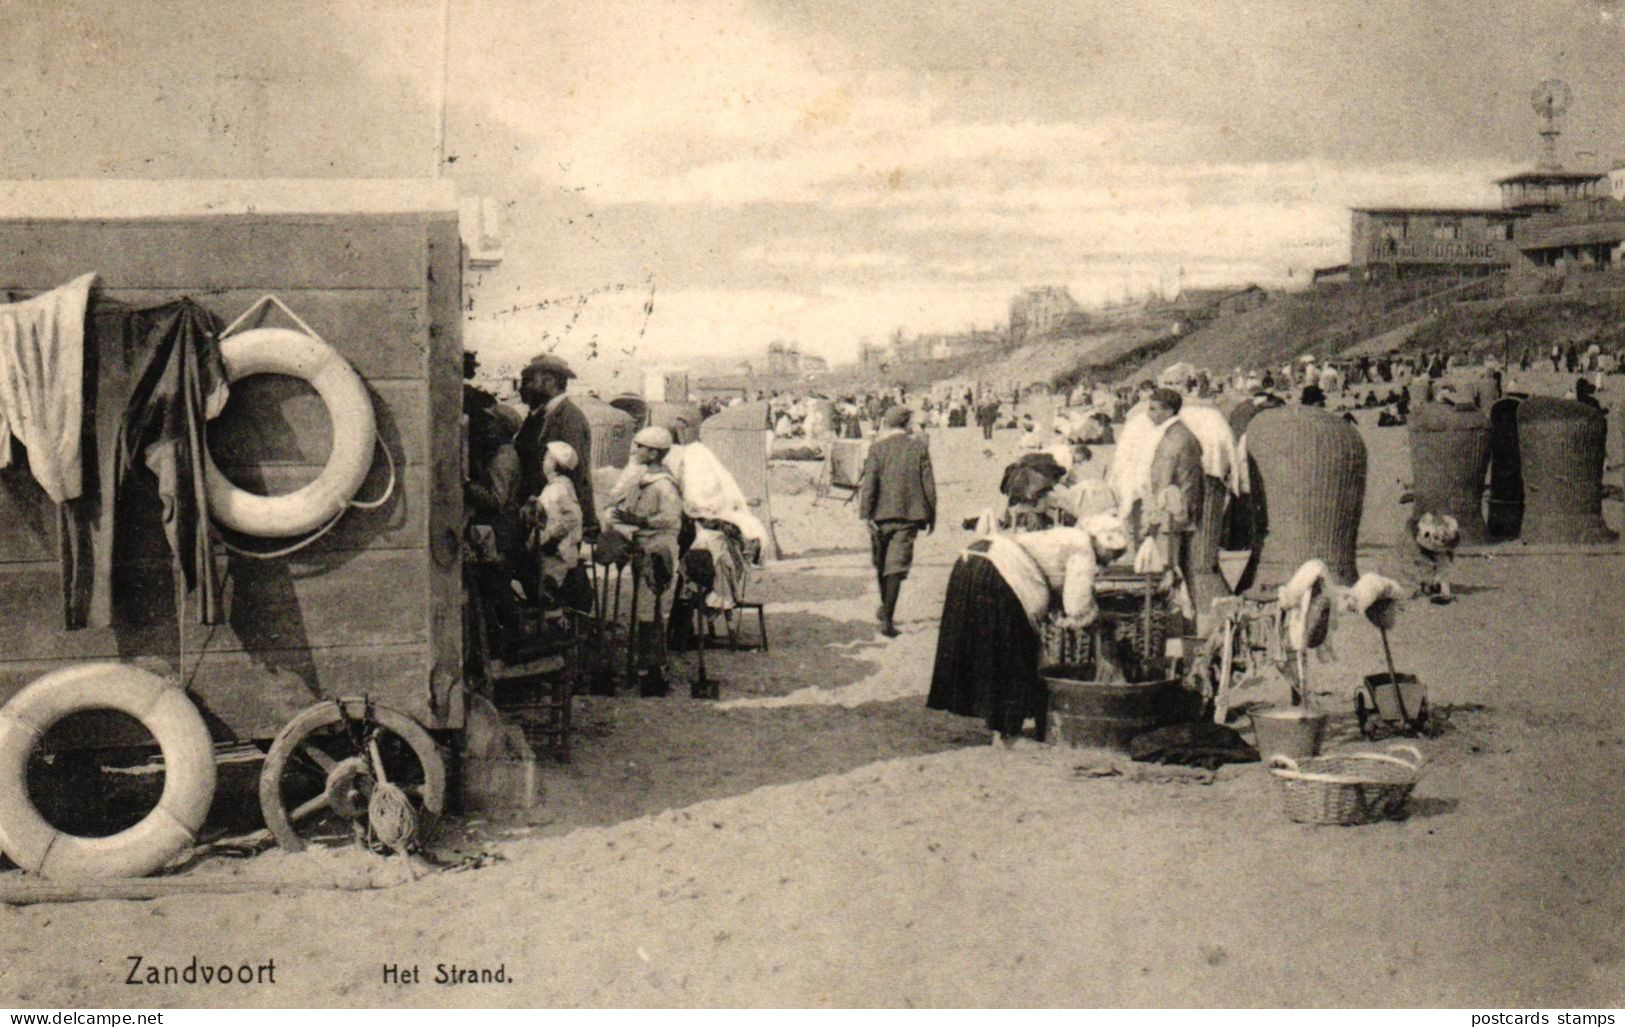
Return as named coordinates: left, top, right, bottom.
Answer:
left=927, top=514, right=1131, bottom=738
left=663, top=437, right=769, bottom=613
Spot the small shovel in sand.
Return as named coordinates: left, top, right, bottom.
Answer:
left=1347, top=577, right=1429, bottom=738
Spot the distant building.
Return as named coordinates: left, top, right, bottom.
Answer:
left=1348, top=207, right=1524, bottom=281
left=919, top=327, right=1000, bottom=361
left=1009, top=286, right=1089, bottom=341
left=891, top=333, right=931, bottom=364
left=642, top=367, right=689, bottom=403
left=693, top=376, right=750, bottom=402
left=1339, top=94, right=1625, bottom=281
left=1215, top=284, right=1270, bottom=315
left=1170, top=287, right=1232, bottom=308
left=765, top=341, right=796, bottom=376
left=1160, top=284, right=1270, bottom=318
left=1498, top=163, right=1625, bottom=273
left=1497, top=169, right=1608, bottom=211
left=759, top=341, right=831, bottom=376
left=1515, top=197, right=1625, bottom=271
left=863, top=326, right=1005, bottom=368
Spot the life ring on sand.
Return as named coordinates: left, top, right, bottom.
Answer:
left=0, top=664, right=216, bottom=879
left=205, top=327, right=378, bottom=537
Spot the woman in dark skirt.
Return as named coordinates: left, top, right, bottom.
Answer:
left=928, top=518, right=1130, bottom=737
left=927, top=538, right=1041, bottom=734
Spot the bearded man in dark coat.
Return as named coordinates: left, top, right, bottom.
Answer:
left=1145, top=387, right=1204, bottom=618
left=514, top=353, right=598, bottom=540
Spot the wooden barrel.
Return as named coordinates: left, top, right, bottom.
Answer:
left=1517, top=397, right=1617, bottom=544
left=1042, top=670, right=1184, bottom=751
left=1408, top=403, right=1490, bottom=544
left=1246, top=405, right=1367, bottom=588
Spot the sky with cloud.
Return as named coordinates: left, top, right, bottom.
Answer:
left=4, top=0, right=1625, bottom=384
left=426, top=0, right=1625, bottom=382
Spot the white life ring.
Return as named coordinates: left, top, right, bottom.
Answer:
left=0, top=663, right=216, bottom=879
left=205, top=327, right=378, bottom=537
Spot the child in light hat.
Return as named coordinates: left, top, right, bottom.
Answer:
left=528, top=440, right=583, bottom=604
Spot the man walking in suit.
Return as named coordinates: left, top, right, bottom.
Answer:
left=1145, top=387, right=1204, bottom=629
left=514, top=354, right=598, bottom=540
left=858, top=406, right=937, bottom=638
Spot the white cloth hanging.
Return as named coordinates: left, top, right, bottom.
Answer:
left=1106, top=405, right=1172, bottom=510
left=0, top=272, right=97, bottom=502
left=663, top=442, right=769, bottom=556
left=1176, top=403, right=1242, bottom=494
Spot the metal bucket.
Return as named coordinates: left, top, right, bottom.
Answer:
left=1250, top=706, right=1329, bottom=760
left=1356, top=672, right=1427, bottom=738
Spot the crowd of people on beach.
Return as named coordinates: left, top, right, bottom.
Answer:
left=462, top=351, right=770, bottom=695
left=839, top=342, right=1621, bottom=744
left=461, top=335, right=1619, bottom=725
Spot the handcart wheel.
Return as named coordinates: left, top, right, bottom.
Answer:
left=258, top=698, right=446, bottom=853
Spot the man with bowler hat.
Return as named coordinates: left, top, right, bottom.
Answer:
left=514, top=353, right=598, bottom=540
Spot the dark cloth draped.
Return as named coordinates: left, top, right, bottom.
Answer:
left=927, top=547, right=1042, bottom=733
left=64, top=296, right=228, bottom=628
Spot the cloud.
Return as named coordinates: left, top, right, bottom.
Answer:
left=332, top=0, right=1599, bottom=367
left=738, top=242, right=914, bottom=272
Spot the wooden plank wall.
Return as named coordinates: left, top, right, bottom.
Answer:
left=0, top=214, right=463, bottom=742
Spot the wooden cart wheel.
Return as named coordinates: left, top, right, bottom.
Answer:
left=258, top=698, right=446, bottom=853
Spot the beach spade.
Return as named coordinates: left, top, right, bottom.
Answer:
left=690, top=615, right=720, bottom=700
left=1357, top=597, right=1427, bottom=737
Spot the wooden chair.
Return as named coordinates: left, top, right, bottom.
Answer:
left=730, top=601, right=768, bottom=651
left=675, top=573, right=768, bottom=653
left=706, top=599, right=768, bottom=652
left=814, top=439, right=867, bottom=506
left=465, top=574, right=576, bottom=762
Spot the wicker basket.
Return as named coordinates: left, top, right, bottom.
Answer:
left=1267, top=744, right=1424, bottom=825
